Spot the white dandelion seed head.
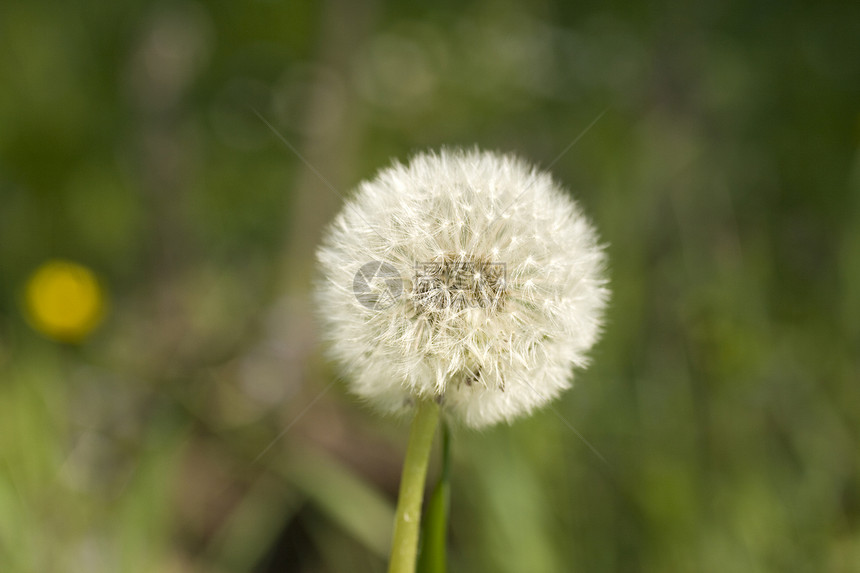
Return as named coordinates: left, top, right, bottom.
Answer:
left=314, top=148, right=608, bottom=428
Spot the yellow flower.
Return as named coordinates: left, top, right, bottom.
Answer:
left=24, top=260, right=106, bottom=342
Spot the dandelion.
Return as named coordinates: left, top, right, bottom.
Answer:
left=315, top=148, right=608, bottom=428
left=24, top=260, right=106, bottom=343
left=315, top=148, right=608, bottom=573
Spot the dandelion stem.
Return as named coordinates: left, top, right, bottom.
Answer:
left=388, top=398, right=440, bottom=573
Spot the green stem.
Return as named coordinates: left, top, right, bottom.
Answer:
left=388, top=398, right=440, bottom=573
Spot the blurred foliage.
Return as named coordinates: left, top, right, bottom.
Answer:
left=1, top=0, right=860, bottom=572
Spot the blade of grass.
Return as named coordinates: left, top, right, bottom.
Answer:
left=418, top=421, right=450, bottom=573
left=282, top=446, right=395, bottom=559
left=203, top=475, right=301, bottom=573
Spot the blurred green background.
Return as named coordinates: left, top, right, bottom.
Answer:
left=2, top=0, right=860, bottom=571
